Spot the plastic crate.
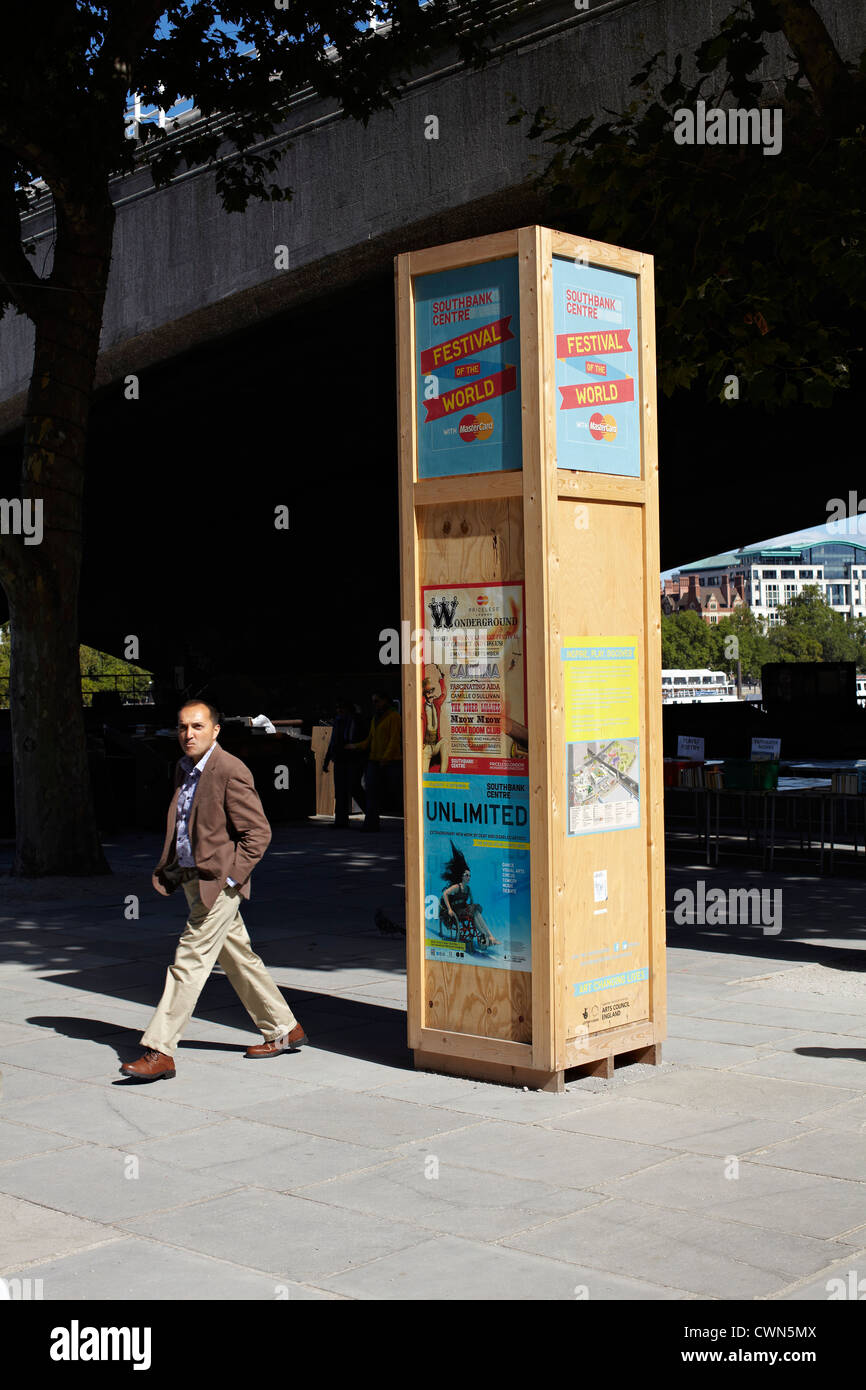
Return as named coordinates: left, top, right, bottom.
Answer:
left=722, top=758, right=779, bottom=791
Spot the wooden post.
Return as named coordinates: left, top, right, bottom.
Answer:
left=396, top=227, right=665, bottom=1089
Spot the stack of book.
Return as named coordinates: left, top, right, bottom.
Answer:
left=831, top=770, right=866, bottom=794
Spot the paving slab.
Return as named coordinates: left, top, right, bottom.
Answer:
left=0, top=1193, right=119, bottom=1274
left=748, top=1128, right=866, bottom=1184
left=622, top=1066, right=860, bottom=1121
left=542, top=1097, right=804, bottom=1156
left=659, top=1037, right=766, bottom=1068
left=503, top=1197, right=847, bottom=1298
left=0, top=1119, right=84, bottom=1164
left=596, top=1152, right=866, bottom=1240
left=314, top=1232, right=697, bottom=1300
left=0, top=1144, right=244, bottom=1224
left=795, top=1096, right=866, bottom=1133
left=0, top=1062, right=72, bottom=1106
left=134, top=1116, right=387, bottom=1189
left=698, top=1000, right=866, bottom=1036
left=4, top=1087, right=221, bottom=1148
left=731, top=1043, right=866, bottom=1091
left=294, top=1154, right=606, bottom=1240
left=0, top=1236, right=340, bottom=1300
left=667, top=1014, right=805, bottom=1047
left=368, top=1073, right=609, bottom=1123
left=395, top=1120, right=671, bottom=1189
left=775, top=1246, right=866, bottom=1300
left=122, top=1187, right=428, bottom=1282
left=231, top=1088, right=487, bottom=1149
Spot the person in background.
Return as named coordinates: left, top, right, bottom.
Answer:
left=348, top=691, right=402, bottom=832
left=322, top=696, right=367, bottom=828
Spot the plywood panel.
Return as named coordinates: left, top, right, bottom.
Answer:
left=557, top=498, right=651, bottom=1040
left=311, top=725, right=335, bottom=815
left=424, top=965, right=532, bottom=1043
left=418, top=496, right=530, bottom=1043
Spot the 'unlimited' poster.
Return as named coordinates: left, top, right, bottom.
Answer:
left=423, top=773, right=531, bottom=972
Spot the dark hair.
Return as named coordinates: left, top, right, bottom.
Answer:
left=371, top=690, right=392, bottom=703
left=178, top=700, right=221, bottom=726
left=442, top=841, right=469, bottom=886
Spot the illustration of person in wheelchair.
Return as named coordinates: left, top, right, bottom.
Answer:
left=439, top=841, right=500, bottom=952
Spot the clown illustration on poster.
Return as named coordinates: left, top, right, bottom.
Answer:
left=420, top=581, right=527, bottom=777
left=553, top=257, right=641, bottom=477
left=414, top=258, right=522, bottom=479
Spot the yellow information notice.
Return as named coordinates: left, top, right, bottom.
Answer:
left=562, top=637, right=641, bottom=838
left=562, top=636, right=639, bottom=742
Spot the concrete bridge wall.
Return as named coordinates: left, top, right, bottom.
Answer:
left=1, top=0, right=863, bottom=431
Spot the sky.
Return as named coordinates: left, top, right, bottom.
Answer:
left=661, top=516, right=866, bottom=580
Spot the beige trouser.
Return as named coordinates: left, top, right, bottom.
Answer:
left=141, top=879, right=297, bottom=1057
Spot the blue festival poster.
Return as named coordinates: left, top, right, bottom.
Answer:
left=414, top=258, right=522, bottom=478
left=553, top=257, right=641, bottom=476
left=423, top=772, right=531, bottom=972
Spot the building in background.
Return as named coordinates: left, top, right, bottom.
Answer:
left=662, top=522, right=866, bottom=627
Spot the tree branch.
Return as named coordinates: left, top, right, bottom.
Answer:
left=0, top=150, right=44, bottom=318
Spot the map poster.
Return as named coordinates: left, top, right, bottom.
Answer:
left=562, top=637, right=641, bottom=836
left=420, top=581, right=527, bottom=777
left=423, top=772, right=531, bottom=973
left=553, top=257, right=641, bottom=477
left=414, top=258, right=522, bottom=478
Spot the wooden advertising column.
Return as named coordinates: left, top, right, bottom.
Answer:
left=396, top=226, right=664, bottom=1091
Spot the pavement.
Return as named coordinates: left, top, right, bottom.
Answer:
left=0, top=819, right=865, bottom=1302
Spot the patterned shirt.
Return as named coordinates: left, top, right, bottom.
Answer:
left=175, top=743, right=236, bottom=886
left=175, top=742, right=217, bottom=866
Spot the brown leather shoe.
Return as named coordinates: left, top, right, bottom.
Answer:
left=245, top=1023, right=308, bottom=1058
left=120, top=1049, right=176, bottom=1081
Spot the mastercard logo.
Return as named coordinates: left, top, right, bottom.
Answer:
left=458, top=411, right=494, bottom=444
left=476, top=595, right=489, bottom=605
left=589, top=411, right=617, bottom=443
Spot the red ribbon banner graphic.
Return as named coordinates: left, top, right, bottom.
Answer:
left=420, top=316, right=514, bottom=374
left=423, top=364, right=517, bottom=423
left=555, top=328, right=631, bottom=358
left=559, top=378, right=635, bottom=410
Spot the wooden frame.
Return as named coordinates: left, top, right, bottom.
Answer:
left=395, top=227, right=665, bottom=1091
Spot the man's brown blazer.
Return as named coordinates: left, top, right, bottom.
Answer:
left=153, top=743, right=272, bottom=911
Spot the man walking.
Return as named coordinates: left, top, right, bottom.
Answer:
left=120, top=701, right=305, bottom=1081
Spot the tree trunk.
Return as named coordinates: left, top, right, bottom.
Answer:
left=0, top=193, right=114, bottom=875
left=772, top=0, right=857, bottom=124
